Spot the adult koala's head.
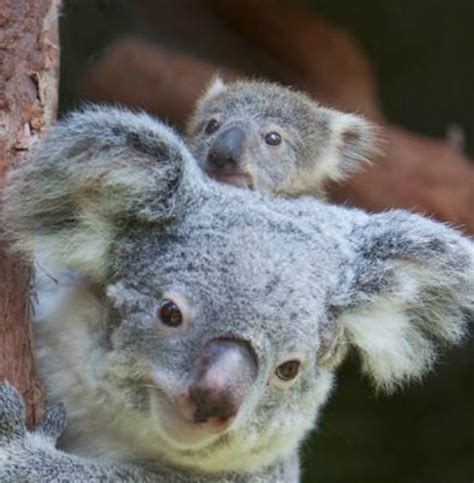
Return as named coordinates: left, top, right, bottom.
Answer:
left=4, top=107, right=473, bottom=475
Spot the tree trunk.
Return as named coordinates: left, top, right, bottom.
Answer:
left=0, top=0, right=60, bottom=427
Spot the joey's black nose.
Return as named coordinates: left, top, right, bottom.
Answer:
left=207, top=127, right=245, bottom=170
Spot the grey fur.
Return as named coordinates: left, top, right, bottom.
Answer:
left=187, top=78, right=378, bottom=197
left=1, top=106, right=472, bottom=482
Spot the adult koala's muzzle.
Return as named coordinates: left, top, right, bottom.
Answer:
left=177, top=339, right=258, bottom=433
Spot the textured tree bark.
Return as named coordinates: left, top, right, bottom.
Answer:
left=0, top=0, right=60, bottom=427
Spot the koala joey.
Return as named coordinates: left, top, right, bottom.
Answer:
left=1, top=106, right=473, bottom=482
left=187, top=78, right=378, bottom=197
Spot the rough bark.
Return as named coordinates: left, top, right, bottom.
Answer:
left=0, top=0, right=60, bottom=427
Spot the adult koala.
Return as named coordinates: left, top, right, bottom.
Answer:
left=1, top=106, right=472, bottom=482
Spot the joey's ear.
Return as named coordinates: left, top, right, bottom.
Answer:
left=332, top=210, right=473, bottom=392
left=317, top=107, right=379, bottom=183
left=3, top=106, right=197, bottom=280
left=186, top=76, right=227, bottom=138
left=197, top=76, right=227, bottom=109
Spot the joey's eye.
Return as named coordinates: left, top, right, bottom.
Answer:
left=158, top=299, right=183, bottom=327
left=264, top=131, right=282, bottom=146
left=275, top=360, right=301, bottom=381
left=205, top=119, right=220, bottom=135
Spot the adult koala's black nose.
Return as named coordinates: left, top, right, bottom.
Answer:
left=207, top=127, right=245, bottom=170
left=182, top=339, right=257, bottom=432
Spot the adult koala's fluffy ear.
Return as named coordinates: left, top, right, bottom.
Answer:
left=333, top=210, right=474, bottom=392
left=3, top=106, right=197, bottom=280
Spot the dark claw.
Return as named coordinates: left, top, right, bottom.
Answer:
left=0, top=382, right=26, bottom=441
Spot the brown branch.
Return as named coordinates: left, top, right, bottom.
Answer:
left=0, top=0, right=60, bottom=427
left=81, top=37, right=241, bottom=128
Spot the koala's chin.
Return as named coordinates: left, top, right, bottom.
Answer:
left=204, top=163, right=284, bottom=197
left=203, top=164, right=254, bottom=190
left=152, top=390, right=225, bottom=448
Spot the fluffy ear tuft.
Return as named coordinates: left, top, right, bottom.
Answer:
left=334, top=210, right=473, bottom=392
left=197, top=76, right=227, bottom=109
left=318, top=108, right=380, bottom=183
left=186, top=76, right=227, bottom=138
left=3, top=106, right=194, bottom=280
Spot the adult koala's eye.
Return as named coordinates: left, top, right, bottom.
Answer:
left=275, top=360, right=301, bottom=381
left=205, top=119, right=220, bottom=135
left=264, top=131, right=282, bottom=146
left=158, top=299, right=183, bottom=327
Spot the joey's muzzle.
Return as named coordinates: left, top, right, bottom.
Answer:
left=207, top=127, right=245, bottom=171
left=177, top=339, right=257, bottom=433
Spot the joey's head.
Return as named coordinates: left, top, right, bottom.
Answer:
left=5, top=107, right=473, bottom=475
left=187, top=78, right=378, bottom=196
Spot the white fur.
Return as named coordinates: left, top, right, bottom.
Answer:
left=341, top=298, right=434, bottom=391
left=199, top=77, right=226, bottom=107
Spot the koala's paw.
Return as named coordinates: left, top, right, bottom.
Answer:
left=0, top=383, right=69, bottom=482
left=34, top=403, right=66, bottom=441
left=0, top=382, right=66, bottom=445
left=0, top=382, right=26, bottom=442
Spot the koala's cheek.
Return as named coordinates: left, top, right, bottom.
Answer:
left=256, top=177, right=283, bottom=197
left=250, top=157, right=289, bottom=193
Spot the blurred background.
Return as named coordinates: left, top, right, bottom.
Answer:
left=58, top=1, right=473, bottom=482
